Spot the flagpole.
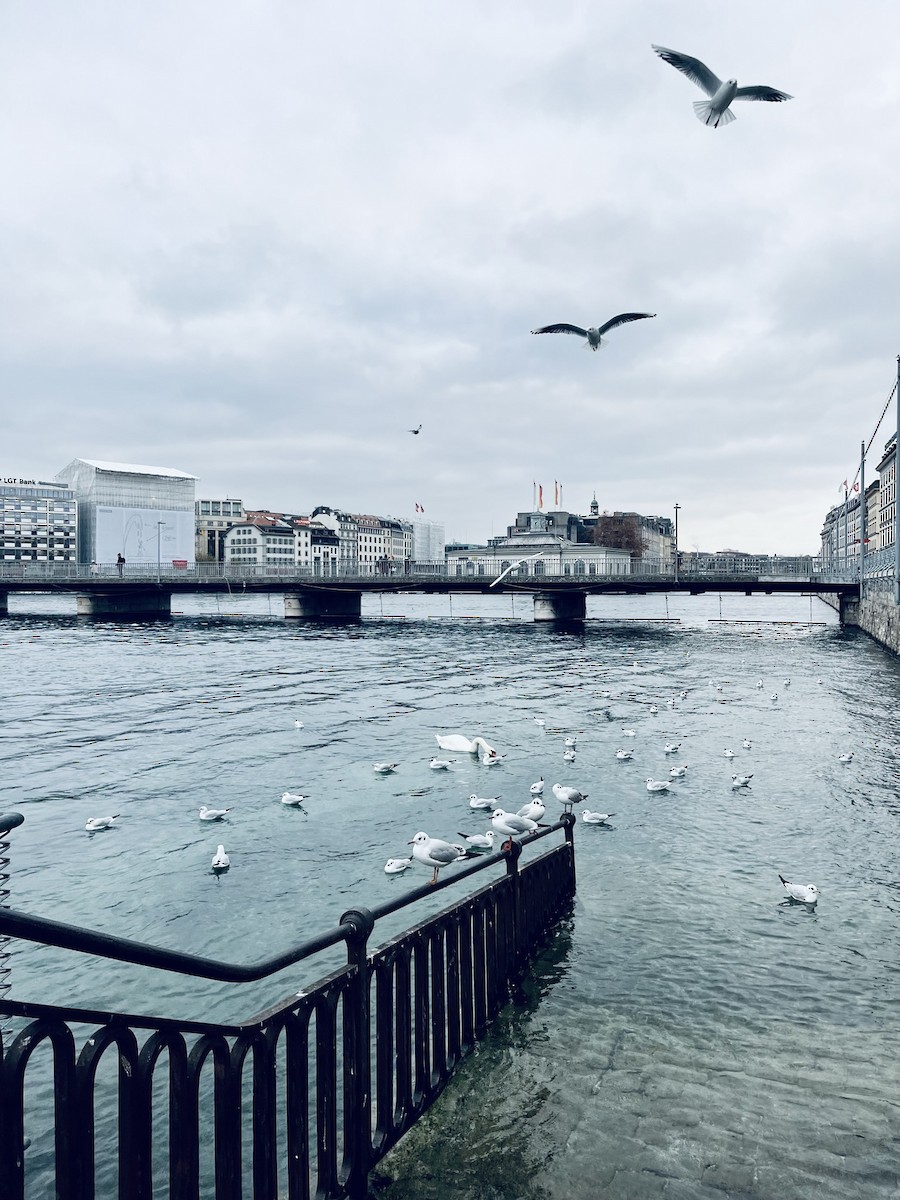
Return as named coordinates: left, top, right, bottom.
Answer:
left=859, top=439, right=866, bottom=589
left=843, top=484, right=848, bottom=573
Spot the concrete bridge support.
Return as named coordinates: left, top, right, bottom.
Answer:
left=76, top=589, right=172, bottom=618
left=0, top=591, right=7, bottom=615
left=284, top=590, right=363, bottom=619
left=533, top=591, right=586, bottom=622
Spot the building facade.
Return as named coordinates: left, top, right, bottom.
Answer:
left=56, top=459, right=197, bottom=566
left=0, top=477, right=78, bottom=563
left=195, top=498, right=244, bottom=561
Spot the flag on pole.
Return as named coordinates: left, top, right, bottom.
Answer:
left=840, top=480, right=848, bottom=492
left=852, top=481, right=860, bottom=493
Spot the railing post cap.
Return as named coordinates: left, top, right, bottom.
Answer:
left=0, top=812, right=25, bottom=838
left=561, top=812, right=576, bottom=832
left=339, top=906, right=376, bottom=939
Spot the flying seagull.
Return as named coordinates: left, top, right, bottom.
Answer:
left=489, top=552, right=543, bottom=587
left=531, top=312, right=656, bottom=351
left=651, top=45, right=792, bottom=128
left=409, top=424, right=422, bottom=435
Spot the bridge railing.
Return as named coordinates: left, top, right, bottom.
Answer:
left=0, top=814, right=576, bottom=1200
left=0, top=554, right=864, bottom=587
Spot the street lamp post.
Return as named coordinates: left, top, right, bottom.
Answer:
left=673, top=504, right=681, bottom=584
left=156, top=521, right=164, bottom=585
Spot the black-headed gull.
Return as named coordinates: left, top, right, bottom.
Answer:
left=664, top=742, right=681, bottom=754
left=85, top=814, right=120, bottom=832
left=838, top=752, right=853, bottom=763
left=430, top=757, right=455, bottom=770
left=384, top=857, right=412, bottom=874
left=281, top=791, right=307, bottom=806
left=622, top=729, right=636, bottom=738
left=491, top=809, right=537, bottom=837
left=731, top=774, right=753, bottom=788
left=742, top=739, right=752, bottom=749
left=669, top=765, right=688, bottom=777
left=615, top=748, right=634, bottom=760
left=723, top=748, right=735, bottom=759
left=531, top=312, right=656, bottom=351
left=293, top=719, right=304, bottom=729
left=456, top=830, right=495, bottom=851
left=778, top=874, right=819, bottom=905
left=563, top=748, right=577, bottom=762
left=373, top=762, right=399, bottom=774
left=211, top=845, right=230, bottom=871
left=530, top=777, right=545, bottom=794
left=652, top=44, right=792, bottom=128
left=582, top=809, right=616, bottom=824
left=517, top=798, right=546, bottom=822
left=552, top=783, right=586, bottom=810
left=468, top=793, right=500, bottom=810
left=199, top=805, right=230, bottom=821
left=564, top=736, right=577, bottom=747
left=408, top=832, right=466, bottom=884
left=645, top=778, right=671, bottom=792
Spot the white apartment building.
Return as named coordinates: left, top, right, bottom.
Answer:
left=224, top=522, right=301, bottom=567
left=0, top=478, right=78, bottom=562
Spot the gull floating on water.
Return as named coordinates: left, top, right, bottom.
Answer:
left=408, top=832, right=467, bottom=884
left=468, top=793, right=500, bottom=810
left=838, top=752, right=854, bottom=763
left=615, top=748, right=634, bottom=760
left=669, top=765, right=688, bottom=777
left=518, top=798, right=546, bottom=822
left=373, top=762, right=399, bottom=774
left=649, top=705, right=659, bottom=715
left=756, top=680, right=764, bottom=688
left=770, top=693, right=778, bottom=701
left=552, top=783, right=586, bottom=810
left=731, top=774, right=753, bottom=788
left=430, top=758, right=455, bottom=770
left=533, top=717, right=546, bottom=727
left=742, top=739, right=752, bottom=749
left=211, top=845, right=230, bottom=871
left=530, top=777, right=545, bottom=794
left=723, top=748, right=735, bottom=759
left=281, top=791, right=308, bottom=806
left=491, top=809, right=538, bottom=837
left=199, top=805, right=230, bottom=821
left=435, top=734, right=496, bottom=755
left=563, top=748, right=577, bottom=762
left=456, top=830, right=495, bottom=851
left=293, top=720, right=304, bottom=729
left=778, top=874, right=819, bottom=905
left=531, top=312, right=656, bottom=352
left=664, top=743, right=681, bottom=754
left=564, top=736, right=577, bottom=747
left=646, top=778, right=671, bottom=792
left=85, top=814, right=120, bottom=832
left=783, top=679, right=791, bottom=687
left=622, top=729, right=636, bottom=738
left=582, top=809, right=616, bottom=825
left=652, top=44, right=792, bottom=128
left=481, top=750, right=505, bottom=766
left=384, top=857, right=412, bottom=874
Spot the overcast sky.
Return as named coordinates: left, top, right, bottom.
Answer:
left=3, top=1, right=899, bottom=552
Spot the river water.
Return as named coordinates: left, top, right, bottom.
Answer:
left=2, top=589, right=899, bottom=1199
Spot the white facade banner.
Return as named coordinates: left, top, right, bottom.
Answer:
left=95, top=507, right=195, bottom=565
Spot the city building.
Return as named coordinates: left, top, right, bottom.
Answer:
left=311, top=507, right=359, bottom=570
left=195, top=498, right=244, bottom=561
left=411, top=517, right=445, bottom=563
left=55, top=459, right=197, bottom=566
left=877, top=436, right=896, bottom=551
left=0, top=476, right=78, bottom=562
left=223, top=513, right=340, bottom=574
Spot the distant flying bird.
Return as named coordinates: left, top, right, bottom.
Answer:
left=409, top=424, right=422, bottom=435
left=651, top=45, right=793, bottom=128
left=490, top=552, right=543, bottom=588
left=531, top=312, right=656, bottom=352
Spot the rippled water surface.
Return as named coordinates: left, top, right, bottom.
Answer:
left=2, top=589, right=900, bottom=1198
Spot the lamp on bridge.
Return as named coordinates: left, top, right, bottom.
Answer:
left=673, top=504, right=681, bottom=585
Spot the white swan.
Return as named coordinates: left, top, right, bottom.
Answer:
left=435, top=734, right=496, bottom=755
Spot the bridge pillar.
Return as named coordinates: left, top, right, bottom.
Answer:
left=76, top=589, right=172, bottom=618
left=533, top=591, right=586, bottom=622
left=0, top=591, right=7, bottom=616
left=839, top=593, right=860, bottom=625
left=284, top=590, right=362, bottom=619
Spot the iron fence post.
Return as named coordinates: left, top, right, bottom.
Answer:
left=561, top=812, right=576, bottom=890
left=340, top=906, right=375, bottom=1200
left=503, top=837, right=523, bottom=974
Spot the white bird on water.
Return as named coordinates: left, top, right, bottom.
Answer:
left=731, top=774, right=754, bottom=788
left=211, top=845, right=230, bottom=871
left=615, top=748, right=634, bottom=760
left=622, top=729, right=636, bottom=738
left=664, top=742, right=681, bottom=754
left=778, top=874, right=819, bottom=905
left=435, top=734, right=496, bottom=755
left=723, top=748, right=735, bottom=759
left=649, top=705, right=659, bottom=715
left=429, top=758, right=455, bottom=770
left=456, top=830, right=495, bottom=852
left=652, top=44, right=792, bottom=128
left=408, top=832, right=466, bottom=884
left=531, top=312, right=656, bottom=352
left=85, top=814, right=120, bottom=832
left=468, top=793, right=500, bottom=810
left=645, top=778, right=671, bottom=793
left=742, top=739, right=752, bottom=749
left=481, top=750, right=505, bottom=766
left=384, top=857, right=412, bottom=874
left=564, top=735, right=577, bottom=747
left=582, top=809, right=616, bottom=825
left=530, top=777, right=545, bottom=794
left=293, top=720, right=304, bottom=729
left=669, top=765, right=688, bottom=777
left=199, top=805, right=230, bottom=821
left=533, top=717, right=546, bottom=727
left=563, top=748, right=577, bottom=762
left=281, top=791, right=307, bottom=806
left=373, top=762, right=399, bottom=774
left=838, top=752, right=854, bottom=763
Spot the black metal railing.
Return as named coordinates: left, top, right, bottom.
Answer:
left=0, top=814, right=575, bottom=1199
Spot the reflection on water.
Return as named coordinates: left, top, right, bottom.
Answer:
left=2, top=590, right=900, bottom=1198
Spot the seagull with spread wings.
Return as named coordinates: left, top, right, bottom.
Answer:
left=531, top=312, right=656, bottom=352
left=652, top=45, right=792, bottom=128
